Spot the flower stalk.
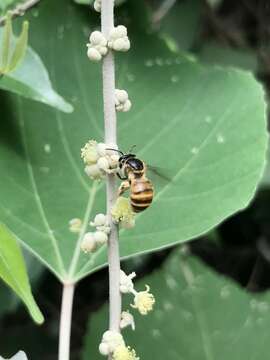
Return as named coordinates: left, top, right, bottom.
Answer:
left=101, top=0, right=122, bottom=339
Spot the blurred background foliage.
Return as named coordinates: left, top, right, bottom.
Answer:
left=0, top=0, right=270, bottom=359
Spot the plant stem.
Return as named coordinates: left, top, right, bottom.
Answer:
left=58, top=283, right=75, bottom=360
left=101, top=0, right=122, bottom=336
left=152, top=0, right=176, bottom=24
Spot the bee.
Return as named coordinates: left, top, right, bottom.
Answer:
left=107, top=149, right=154, bottom=213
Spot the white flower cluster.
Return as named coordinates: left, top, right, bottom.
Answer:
left=81, top=140, right=119, bottom=180
left=87, top=26, right=130, bottom=62
left=80, top=214, right=110, bottom=253
left=108, top=25, right=130, bottom=52
left=115, top=89, right=132, bottom=112
left=99, top=331, right=139, bottom=359
left=87, top=31, right=108, bottom=62
left=120, top=271, right=155, bottom=316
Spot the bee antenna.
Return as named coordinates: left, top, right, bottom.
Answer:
left=106, top=148, right=124, bottom=155
left=128, top=144, right=136, bottom=153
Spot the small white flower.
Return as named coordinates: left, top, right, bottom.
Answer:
left=94, top=230, right=108, bottom=245
left=115, top=89, right=132, bottom=112
left=69, top=218, right=82, bottom=233
left=87, top=47, right=102, bottom=62
left=111, top=197, right=135, bottom=229
left=97, top=142, right=107, bottom=157
left=81, top=140, right=99, bottom=164
left=112, top=345, right=139, bottom=360
left=89, top=31, right=106, bottom=46
left=85, top=164, right=104, bottom=180
left=109, top=154, right=120, bottom=168
left=120, top=270, right=136, bottom=294
left=97, top=156, right=110, bottom=172
left=120, top=311, right=135, bottom=331
left=87, top=31, right=108, bottom=62
left=99, top=330, right=125, bottom=356
left=131, top=285, right=155, bottom=315
left=90, top=213, right=107, bottom=227
left=81, top=232, right=97, bottom=253
left=108, top=25, right=130, bottom=52
left=94, top=0, right=101, bottom=12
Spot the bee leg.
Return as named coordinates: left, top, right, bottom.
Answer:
left=116, top=172, right=128, bottom=180
left=118, top=180, right=130, bottom=196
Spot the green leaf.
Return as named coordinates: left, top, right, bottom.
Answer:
left=0, top=25, right=73, bottom=113
left=0, top=0, right=267, bottom=282
left=0, top=224, right=44, bottom=324
left=0, top=0, right=19, bottom=12
left=198, top=42, right=258, bottom=71
left=83, top=248, right=270, bottom=359
left=157, top=0, right=203, bottom=52
left=1, top=12, right=12, bottom=72
left=7, top=20, right=29, bottom=72
left=0, top=250, right=43, bottom=318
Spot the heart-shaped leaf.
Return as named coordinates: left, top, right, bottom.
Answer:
left=83, top=248, right=270, bottom=359
left=0, top=224, right=43, bottom=323
left=0, top=0, right=267, bottom=282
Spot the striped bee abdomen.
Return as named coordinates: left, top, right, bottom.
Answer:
left=130, top=178, right=154, bottom=213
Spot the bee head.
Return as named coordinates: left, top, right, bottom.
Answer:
left=119, top=153, right=136, bottom=168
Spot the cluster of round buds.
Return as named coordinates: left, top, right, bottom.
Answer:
left=93, top=0, right=101, bottom=12
left=80, top=214, right=110, bottom=253
left=99, top=331, right=139, bottom=359
left=120, top=270, right=155, bottom=316
left=81, top=140, right=119, bottom=180
left=87, top=31, right=108, bottom=62
left=111, top=197, right=135, bottom=229
left=108, top=25, right=130, bottom=52
left=115, top=89, right=132, bottom=112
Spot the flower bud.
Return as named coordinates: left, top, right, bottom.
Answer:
left=91, top=213, right=107, bottom=227
left=120, top=311, right=135, bottom=331
left=81, top=232, right=97, bottom=253
left=94, top=231, right=108, bottom=245
left=81, top=140, right=99, bottom=164
left=85, top=164, right=104, bottom=179
left=93, top=0, right=101, bottom=12
left=69, top=218, right=82, bottom=233
left=120, top=270, right=136, bottom=294
left=99, top=331, right=125, bottom=356
left=87, top=47, right=102, bottom=62
left=97, top=156, right=110, bottom=172
left=122, top=99, right=132, bottom=112
left=90, top=31, right=106, bottom=45
left=97, top=142, right=107, bottom=157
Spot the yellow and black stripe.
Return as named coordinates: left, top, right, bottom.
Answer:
left=130, top=179, right=154, bottom=213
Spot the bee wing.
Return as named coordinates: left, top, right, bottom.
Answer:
left=147, top=165, right=173, bottom=184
